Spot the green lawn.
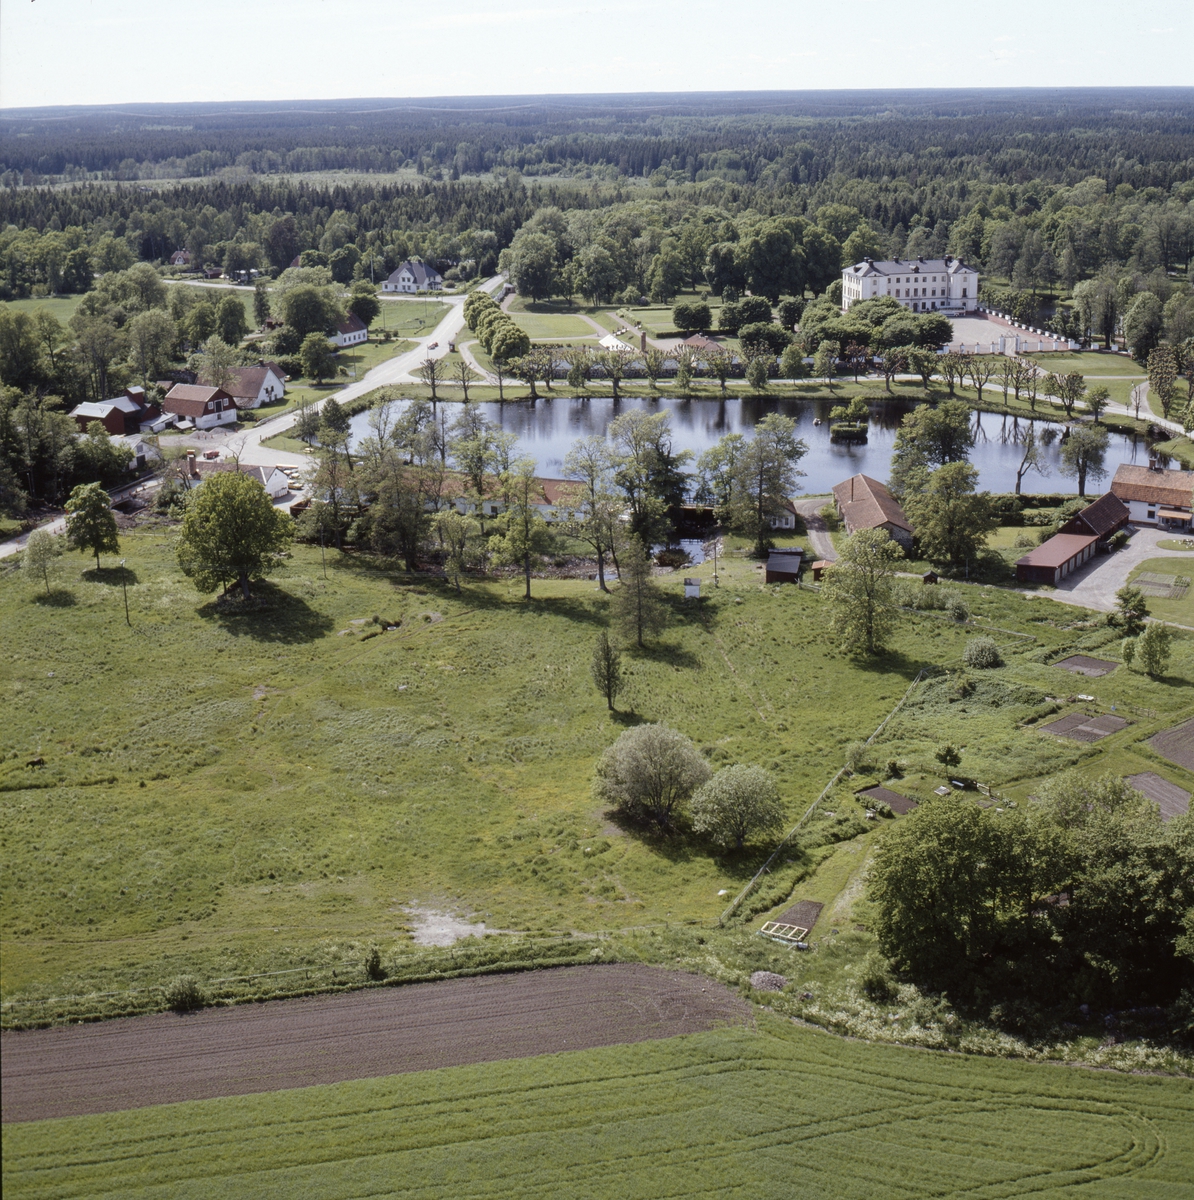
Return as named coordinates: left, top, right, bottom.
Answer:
left=0, top=294, right=85, bottom=324
left=376, top=299, right=450, bottom=339
left=1026, top=351, right=1148, bottom=378
left=509, top=312, right=596, bottom=339
left=1127, top=556, right=1194, bottom=626
left=5, top=1017, right=1192, bottom=1198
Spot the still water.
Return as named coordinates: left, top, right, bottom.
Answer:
left=348, top=395, right=1156, bottom=497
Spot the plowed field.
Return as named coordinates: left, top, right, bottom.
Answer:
left=0, top=964, right=749, bottom=1124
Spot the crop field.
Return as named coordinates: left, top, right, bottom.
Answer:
left=4, top=1016, right=1192, bottom=1198
left=2, top=526, right=1192, bottom=1025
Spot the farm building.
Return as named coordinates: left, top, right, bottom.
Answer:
left=332, top=313, right=368, bottom=348
left=1058, top=491, right=1129, bottom=543
left=163, top=384, right=237, bottom=430
left=1109, top=462, right=1194, bottom=528
left=1015, top=532, right=1099, bottom=585
left=831, top=474, right=914, bottom=550
left=205, top=362, right=287, bottom=409
left=68, top=386, right=159, bottom=435
left=382, top=260, right=443, bottom=294
left=765, top=548, right=803, bottom=583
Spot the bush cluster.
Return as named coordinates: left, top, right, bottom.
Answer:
left=963, top=636, right=1004, bottom=669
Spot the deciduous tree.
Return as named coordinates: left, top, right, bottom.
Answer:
left=691, top=764, right=785, bottom=850
left=1059, top=424, right=1109, bottom=497
left=591, top=723, right=710, bottom=832
left=903, top=461, right=994, bottom=567
left=490, top=458, right=554, bottom=599
left=590, top=631, right=625, bottom=711
left=610, top=536, right=666, bottom=648
left=821, top=527, right=903, bottom=654
left=64, top=481, right=119, bottom=569
left=22, top=527, right=60, bottom=594
left=176, top=469, right=293, bottom=600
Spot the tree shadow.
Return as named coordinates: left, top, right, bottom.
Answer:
left=599, top=808, right=705, bottom=865
left=630, top=640, right=702, bottom=669
left=83, top=565, right=139, bottom=587
left=197, top=580, right=336, bottom=643
left=608, top=708, right=647, bottom=728
left=33, top=589, right=76, bottom=607
left=849, top=647, right=928, bottom=681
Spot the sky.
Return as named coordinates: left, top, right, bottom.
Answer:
left=1, top=0, right=1192, bottom=110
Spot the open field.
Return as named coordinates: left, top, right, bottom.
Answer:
left=376, top=299, right=450, bottom=339
left=0, top=295, right=85, bottom=324
left=4, top=1015, right=1192, bottom=1198
left=3, top=522, right=1193, bottom=1032
left=0, top=965, right=748, bottom=1122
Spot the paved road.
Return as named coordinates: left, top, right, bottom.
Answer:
left=232, top=274, right=505, bottom=468
left=1032, top=525, right=1194, bottom=613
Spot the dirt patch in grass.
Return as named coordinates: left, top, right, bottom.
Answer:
left=776, top=900, right=824, bottom=931
left=0, top=964, right=750, bottom=1123
left=1055, top=654, right=1119, bottom=677
left=1150, top=718, right=1194, bottom=772
left=1125, top=772, right=1191, bottom=822
left=856, top=785, right=918, bottom=814
left=1041, top=712, right=1129, bottom=742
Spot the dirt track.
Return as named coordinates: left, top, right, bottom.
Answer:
left=0, top=965, right=750, bottom=1124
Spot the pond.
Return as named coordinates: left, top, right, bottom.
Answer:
left=348, top=394, right=1157, bottom=498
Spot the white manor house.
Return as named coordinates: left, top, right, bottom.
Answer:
left=840, top=255, right=979, bottom=315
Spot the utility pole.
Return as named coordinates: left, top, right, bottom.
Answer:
left=119, top=558, right=130, bottom=625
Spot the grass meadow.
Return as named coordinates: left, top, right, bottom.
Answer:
left=2, top=525, right=1192, bottom=1055
left=4, top=1017, right=1192, bottom=1199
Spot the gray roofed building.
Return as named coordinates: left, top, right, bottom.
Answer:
left=383, top=260, right=444, bottom=294
left=841, top=255, right=978, bottom=316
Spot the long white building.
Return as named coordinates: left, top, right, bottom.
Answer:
left=841, top=255, right=978, bottom=315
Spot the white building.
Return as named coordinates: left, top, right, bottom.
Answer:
left=331, top=313, right=368, bottom=348
left=841, top=256, right=978, bottom=315
left=382, top=260, right=443, bottom=294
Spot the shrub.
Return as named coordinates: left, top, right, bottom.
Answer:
left=364, top=945, right=385, bottom=981
left=691, top=764, right=786, bottom=850
left=963, top=637, right=1004, bottom=669
left=945, top=593, right=970, bottom=622
left=860, top=951, right=897, bottom=1001
left=1121, top=636, right=1137, bottom=667
left=165, top=974, right=206, bottom=1012
left=1013, top=532, right=1036, bottom=548
left=592, top=723, right=710, bottom=831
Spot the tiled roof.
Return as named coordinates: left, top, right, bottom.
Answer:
left=1016, top=532, right=1098, bottom=569
left=845, top=256, right=976, bottom=277
left=832, top=474, right=913, bottom=535
left=1062, top=492, right=1129, bottom=538
left=1110, top=463, right=1194, bottom=508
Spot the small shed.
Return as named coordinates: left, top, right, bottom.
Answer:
left=922, top=570, right=939, bottom=584
left=765, top=548, right=803, bottom=583
left=810, top=559, right=832, bottom=581
left=684, top=577, right=701, bottom=599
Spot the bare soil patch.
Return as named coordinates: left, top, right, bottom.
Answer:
left=1041, top=712, right=1129, bottom=742
left=857, top=785, right=918, bottom=815
left=1126, top=772, right=1191, bottom=822
left=777, top=900, right=824, bottom=931
left=0, top=965, right=749, bottom=1124
left=1150, top=718, right=1194, bottom=772
left=1055, top=654, right=1119, bottom=677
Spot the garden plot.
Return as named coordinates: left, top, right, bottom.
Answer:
left=856, top=785, right=918, bottom=814
left=776, top=899, right=824, bottom=931
left=1134, top=571, right=1190, bottom=599
left=1055, top=654, right=1119, bottom=677
left=1126, top=772, right=1191, bottom=822
left=1040, top=712, right=1130, bottom=742
left=1150, top=718, right=1194, bottom=771
left=0, top=965, right=749, bottom=1124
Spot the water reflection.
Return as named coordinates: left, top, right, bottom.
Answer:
left=349, top=395, right=1157, bottom=496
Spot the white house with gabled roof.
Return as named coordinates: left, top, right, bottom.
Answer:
left=383, top=260, right=444, bottom=294
left=841, top=256, right=978, bottom=315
